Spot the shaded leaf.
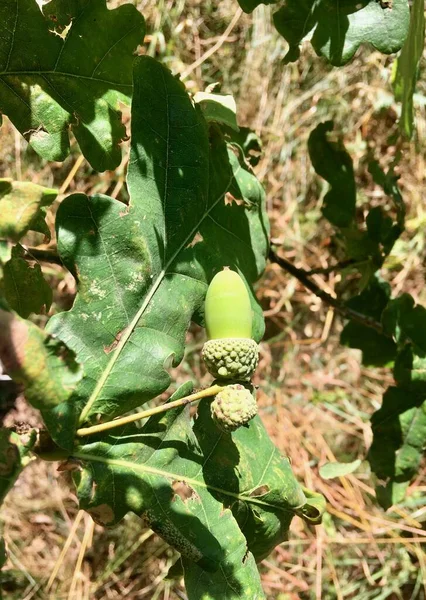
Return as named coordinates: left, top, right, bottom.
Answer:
left=0, top=428, right=36, bottom=505
left=237, top=0, right=278, bottom=13
left=308, top=122, right=356, bottom=228
left=383, top=293, right=426, bottom=354
left=3, top=245, right=52, bottom=318
left=224, top=126, right=262, bottom=167
left=319, top=459, right=362, bottom=479
left=46, top=57, right=269, bottom=446
left=399, top=304, right=426, bottom=355
left=393, top=345, right=426, bottom=392
left=375, top=480, right=409, bottom=511
left=368, top=160, right=405, bottom=231
left=73, top=387, right=324, bottom=594
left=368, top=386, right=426, bottom=508
left=0, top=0, right=145, bottom=171
left=393, top=0, right=425, bottom=138
left=0, top=179, right=56, bottom=242
left=0, top=537, right=6, bottom=569
left=273, top=0, right=410, bottom=67
left=341, top=322, right=396, bottom=366
left=340, top=277, right=396, bottom=366
left=194, top=92, right=239, bottom=132
left=183, top=552, right=265, bottom=600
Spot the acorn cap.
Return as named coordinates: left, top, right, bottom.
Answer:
left=202, top=338, right=259, bottom=381
left=210, top=384, right=257, bottom=432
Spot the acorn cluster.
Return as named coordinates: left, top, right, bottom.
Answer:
left=202, top=268, right=260, bottom=433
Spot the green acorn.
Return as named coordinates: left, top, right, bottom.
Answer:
left=202, top=268, right=259, bottom=381
left=210, top=384, right=257, bottom=432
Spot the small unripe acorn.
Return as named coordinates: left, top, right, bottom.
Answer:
left=211, top=384, right=257, bottom=432
left=202, top=268, right=259, bottom=381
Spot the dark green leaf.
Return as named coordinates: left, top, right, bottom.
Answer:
left=341, top=322, right=396, bottom=366
left=340, top=278, right=397, bottom=366
left=383, top=293, right=426, bottom=354
left=399, top=305, right=426, bottom=355
left=46, top=57, right=269, bottom=444
left=393, top=0, right=425, bottom=138
left=368, top=161, right=405, bottom=230
left=3, top=245, right=52, bottom=318
left=308, top=122, right=356, bottom=228
left=0, top=428, right=36, bottom=505
left=394, top=346, right=426, bottom=392
left=224, top=126, right=262, bottom=167
left=0, top=537, right=6, bottom=569
left=273, top=0, right=410, bottom=67
left=381, top=293, right=414, bottom=339
left=0, top=179, right=56, bottom=242
left=0, top=0, right=145, bottom=171
left=237, top=0, right=278, bottom=13
left=73, top=387, right=324, bottom=594
left=368, top=386, right=426, bottom=508
left=375, top=480, right=409, bottom=510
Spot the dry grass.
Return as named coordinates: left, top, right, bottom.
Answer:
left=1, top=0, right=426, bottom=598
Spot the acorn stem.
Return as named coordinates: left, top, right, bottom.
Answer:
left=76, top=384, right=224, bottom=438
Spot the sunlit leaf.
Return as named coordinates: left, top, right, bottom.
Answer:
left=46, top=57, right=269, bottom=446
left=273, top=0, right=410, bottom=66
left=393, top=0, right=425, bottom=138
left=0, top=179, right=56, bottom=242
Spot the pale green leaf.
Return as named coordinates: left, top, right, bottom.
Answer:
left=0, top=179, right=56, bottom=242
left=0, top=308, right=82, bottom=437
left=273, top=0, right=410, bottom=67
left=319, top=459, right=362, bottom=479
left=393, top=0, right=425, bottom=138
left=194, top=92, right=239, bottom=132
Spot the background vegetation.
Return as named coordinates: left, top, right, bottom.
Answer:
left=1, top=0, right=425, bottom=598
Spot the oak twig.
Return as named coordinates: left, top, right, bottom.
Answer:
left=269, top=248, right=385, bottom=335
left=76, top=384, right=224, bottom=438
left=24, top=247, right=63, bottom=265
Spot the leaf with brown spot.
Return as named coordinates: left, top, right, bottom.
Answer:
left=0, top=307, right=83, bottom=448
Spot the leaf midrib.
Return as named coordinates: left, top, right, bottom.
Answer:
left=73, top=451, right=302, bottom=515
left=0, top=71, right=132, bottom=88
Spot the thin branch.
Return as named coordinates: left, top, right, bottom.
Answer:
left=24, top=247, right=63, bottom=265
left=269, top=248, right=385, bottom=335
left=76, top=384, right=224, bottom=438
left=305, top=258, right=365, bottom=276
left=180, top=8, right=243, bottom=79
